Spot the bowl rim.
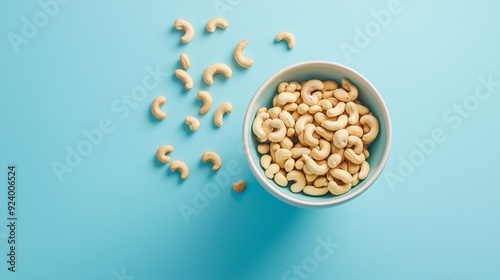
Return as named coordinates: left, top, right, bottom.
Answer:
left=243, top=60, right=392, bottom=207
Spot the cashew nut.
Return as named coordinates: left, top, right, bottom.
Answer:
left=303, top=186, right=328, bottom=196
left=284, top=158, right=295, bottom=172
left=311, top=139, right=331, bottom=160
left=284, top=103, right=298, bottom=112
left=214, top=102, right=233, bottom=127
left=352, top=173, right=360, bottom=187
left=291, top=147, right=311, bottom=159
left=170, top=160, right=189, bottom=180
left=347, top=136, right=363, bottom=154
left=156, top=145, right=173, bottom=164
left=280, top=137, right=294, bottom=150
left=277, top=92, right=297, bottom=106
left=257, top=144, right=270, bottom=154
left=321, top=115, right=348, bottom=131
left=356, top=104, right=370, bottom=115
left=287, top=170, right=306, bottom=193
left=180, top=53, right=190, bottom=69
left=344, top=148, right=366, bottom=164
left=297, top=103, right=309, bottom=115
left=185, top=116, right=200, bottom=131
left=276, top=31, right=295, bottom=49
left=341, top=78, right=358, bottom=101
left=314, top=177, right=328, bottom=188
left=197, top=91, right=212, bottom=114
left=333, top=129, right=349, bottom=148
left=174, top=19, right=194, bottom=43
left=346, top=125, right=364, bottom=137
left=274, top=172, right=288, bottom=187
left=315, top=126, right=334, bottom=141
left=203, top=63, right=232, bottom=85
left=174, top=69, right=193, bottom=90
left=308, top=105, right=323, bottom=114
left=268, top=107, right=281, bottom=119
left=206, top=17, right=228, bottom=32
left=261, top=155, right=272, bottom=169
left=265, top=163, right=280, bottom=179
left=326, top=102, right=345, bottom=117
left=268, top=119, right=287, bottom=142
left=318, top=99, right=333, bottom=111
left=330, top=168, right=353, bottom=184
left=301, top=80, right=324, bottom=106
left=359, top=161, right=370, bottom=180
left=360, top=115, right=379, bottom=144
left=302, top=154, right=328, bottom=175
left=295, top=113, right=313, bottom=134
left=275, top=148, right=292, bottom=168
left=279, top=110, right=295, bottom=128
left=303, top=124, right=319, bottom=147
left=151, top=96, right=167, bottom=119
left=347, top=161, right=361, bottom=175
left=346, top=102, right=359, bottom=125
left=234, top=40, right=254, bottom=68
left=201, top=151, right=222, bottom=171
left=252, top=112, right=270, bottom=138
left=232, top=180, right=246, bottom=193
left=328, top=180, right=352, bottom=196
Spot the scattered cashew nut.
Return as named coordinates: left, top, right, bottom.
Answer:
left=197, top=91, right=212, bottom=114
left=151, top=96, right=167, bottom=119
left=214, top=102, right=233, bottom=127
left=232, top=180, right=246, bottom=193
left=206, top=17, right=228, bottom=32
left=203, top=63, right=232, bottom=85
left=276, top=31, right=295, bottom=49
left=234, top=40, right=254, bottom=68
left=201, top=151, right=222, bottom=171
left=185, top=116, right=200, bottom=131
left=156, top=145, right=173, bottom=164
left=170, top=160, right=189, bottom=180
left=174, top=19, right=194, bottom=43
left=175, top=69, right=193, bottom=90
left=180, top=53, right=190, bottom=69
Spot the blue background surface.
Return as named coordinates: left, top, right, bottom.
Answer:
left=1, top=0, right=499, bottom=279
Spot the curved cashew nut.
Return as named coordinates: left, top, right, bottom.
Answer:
left=232, top=180, right=246, bottom=193
left=347, top=136, right=363, bottom=154
left=279, top=110, right=295, bottom=128
left=280, top=137, right=294, bottom=150
left=180, top=53, right=190, bottom=69
left=314, top=177, right=328, bottom=188
left=321, top=115, right=348, bottom=131
left=284, top=103, right=298, bottom=112
left=330, top=168, right=353, bottom=184
left=360, top=115, right=379, bottom=144
left=268, top=119, right=286, bottom=142
left=174, top=69, right=193, bottom=90
left=206, top=17, right=228, bottom=32
left=295, top=113, right=313, bottom=134
left=170, top=160, right=189, bottom=180
left=352, top=173, right=360, bottom=187
left=304, top=186, right=328, bottom=196
left=234, top=40, right=254, bottom=68
left=341, top=78, right=359, bottom=101
left=252, top=112, right=270, bottom=138
left=256, top=107, right=267, bottom=115
left=174, top=19, right=194, bottom=43
left=326, top=102, right=346, bottom=117
left=301, top=80, right=324, bottom=106
left=287, top=170, right=306, bottom=193
left=327, top=153, right=342, bottom=169
left=318, top=99, right=333, bottom=111
left=359, top=161, right=370, bottom=180
left=356, top=104, right=370, bottom=115
left=303, top=124, right=319, bottom=147
left=265, top=163, right=280, bottom=179
left=328, top=180, right=352, bottom=196
left=185, top=116, right=200, bottom=131
left=297, top=103, right=309, bottom=115
left=203, top=63, right=232, bottom=85
left=201, top=151, right=222, bottom=171
left=311, top=139, right=331, bottom=160
left=346, top=102, right=359, bottom=125
left=347, top=161, right=361, bottom=175
left=363, top=147, right=370, bottom=159
left=156, top=145, right=173, bottom=163
left=302, top=154, right=328, bottom=175
left=315, top=126, right=333, bottom=141
left=214, top=102, right=233, bottom=127
left=308, top=105, right=323, bottom=114
left=333, top=129, right=349, bottom=148
left=277, top=92, right=297, bottom=106
left=260, top=154, right=272, bottom=169
left=275, top=148, right=292, bottom=168
left=197, top=91, right=212, bottom=114
left=346, top=125, right=364, bottom=137
left=323, top=80, right=339, bottom=91
left=345, top=148, right=366, bottom=164
left=151, top=96, right=167, bottom=119
left=276, top=31, right=295, bottom=49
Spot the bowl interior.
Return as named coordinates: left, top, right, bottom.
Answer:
left=245, top=62, right=390, bottom=205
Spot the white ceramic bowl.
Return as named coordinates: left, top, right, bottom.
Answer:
left=243, top=61, right=392, bottom=208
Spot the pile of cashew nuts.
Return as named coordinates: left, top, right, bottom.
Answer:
left=152, top=18, right=298, bottom=192
left=252, top=78, right=379, bottom=196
